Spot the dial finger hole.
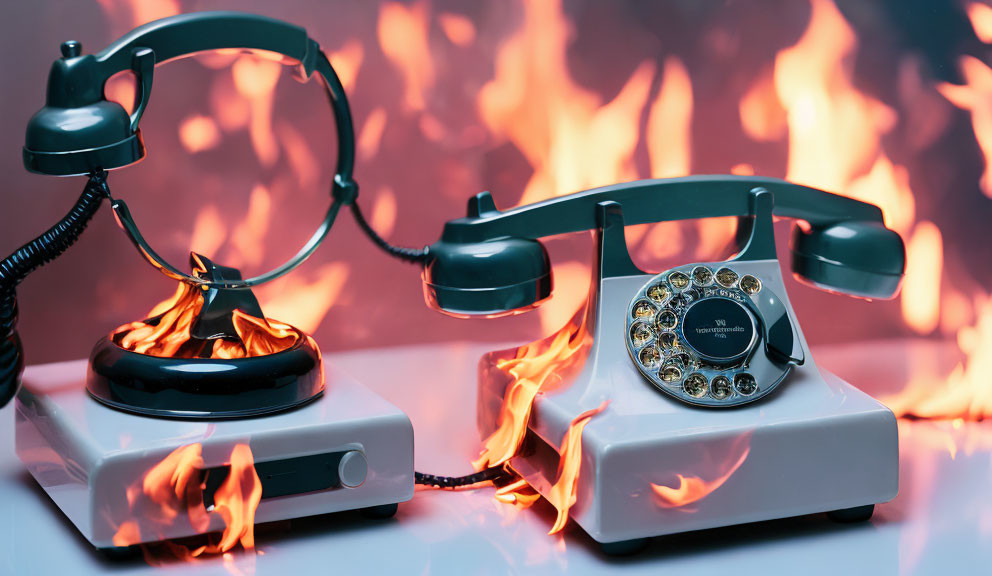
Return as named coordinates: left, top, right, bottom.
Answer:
left=647, top=284, right=672, bottom=304
left=669, top=271, right=690, bottom=290
left=630, top=322, right=654, bottom=347
left=716, top=267, right=738, bottom=287
left=639, top=346, right=662, bottom=369
left=656, top=310, right=678, bottom=330
left=734, top=373, right=757, bottom=396
left=692, top=266, right=714, bottom=286
left=658, top=331, right=677, bottom=349
left=740, top=274, right=762, bottom=294
left=632, top=299, right=655, bottom=319
left=710, top=375, right=732, bottom=400
left=683, top=373, right=708, bottom=398
left=660, top=362, right=683, bottom=383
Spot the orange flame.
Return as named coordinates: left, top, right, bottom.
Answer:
left=178, top=115, right=222, bottom=153
left=967, top=2, right=992, bottom=44
left=901, top=222, right=943, bottom=334
left=328, top=40, right=365, bottom=93
left=546, top=401, right=608, bottom=534
left=938, top=56, right=992, bottom=198
left=473, top=320, right=588, bottom=470
left=885, top=294, right=992, bottom=420
left=651, top=444, right=750, bottom=508
left=231, top=55, right=282, bottom=167
left=378, top=1, right=435, bottom=111
left=112, top=443, right=262, bottom=557
left=438, top=13, right=477, bottom=47
left=114, top=259, right=301, bottom=359
left=489, top=403, right=609, bottom=535
left=477, top=0, right=654, bottom=206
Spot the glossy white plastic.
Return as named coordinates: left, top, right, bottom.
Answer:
left=479, top=260, right=899, bottom=544
left=15, top=360, right=414, bottom=549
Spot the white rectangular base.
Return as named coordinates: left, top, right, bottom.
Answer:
left=482, top=364, right=898, bottom=544
left=15, top=359, right=414, bottom=549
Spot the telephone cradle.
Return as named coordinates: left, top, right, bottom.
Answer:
left=464, top=180, right=901, bottom=553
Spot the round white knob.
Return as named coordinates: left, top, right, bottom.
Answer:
left=338, top=450, right=367, bottom=488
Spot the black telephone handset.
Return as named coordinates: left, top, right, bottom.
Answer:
left=419, top=176, right=906, bottom=407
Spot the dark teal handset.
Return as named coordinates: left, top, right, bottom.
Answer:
left=420, top=177, right=906, bottom=407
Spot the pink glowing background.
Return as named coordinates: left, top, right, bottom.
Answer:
left=1, top=0, right=990, bottom=421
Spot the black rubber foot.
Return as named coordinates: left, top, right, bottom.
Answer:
left=600, top=538, right=648, bottom=556
left=361, top=503, right=399, bottom=519
left=97, top=544, right=141, bottom=559
left=827, top=504, right=875, bottom=523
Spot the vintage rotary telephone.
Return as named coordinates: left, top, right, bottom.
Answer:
left=0, top=12, right=428, bottom=411
left=418, top=177, right=905, bottom=406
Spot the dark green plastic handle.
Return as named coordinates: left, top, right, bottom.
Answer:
left=94, top=11, right=312, bottom=71
left=439, top=175, right=884, bottom=244
left=89, top=11, right=354, bottom=182
left=90, top=11, right=356, bottom=288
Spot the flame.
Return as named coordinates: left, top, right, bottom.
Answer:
left=489, top=403, right=609, bottom=535
left=228, top=184, right=272, bottom=269
left=742, top=0, right=917, bottom=234
left=198, top=445, right=263, bottom=554
left=116, top=281, right=204, bottom=358
left=114, top=263, right=301, bottom=360
left=545, top=401, right=608, bottom=534
left=96, top=0, right=179, bottom=32
left=231, top=55, right=282, bottom=167
left=938, top=56, right=992, bottom=198
left=214, top=311, right=300, bottom=359
left=967, top=2, right=992, bottom=44
left=647, top=57, right=693, bottom=179
left=378, top=1, right=435, bottom=111
left=901, top=222, right=943, bottom=334
left=370, top=187, right=398, bottom=239
left=473, top=320, right=588, bottom=470
left=112, top=443, right=262, bottom=557
left=494, top=478, right=541, bottom=507
left=358, top=107, right=389, bottom=161
left=885, top=294, right=992, bottom=420
left=477, top=0, right=654, bottom=205
left=277, top=122, right=321, bottom=189
left=651, top=444, right=750, bottom=508
left=255, top=263, right=350, bottom=335
left=438, top=13, right=477, bottom=47
left=328, top=40, right=365, bottom=93
left=179, top=115, right=221, bottom=153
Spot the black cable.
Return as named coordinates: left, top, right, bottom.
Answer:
left=414, top=465, right=511, bottom=489
left=331, top=173, right=428, bottom=264
left=0, top=172, right=108, bottom=408
left=350, top=201, right=429, bottom=264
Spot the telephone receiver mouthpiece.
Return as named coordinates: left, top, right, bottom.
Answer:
left=23, top=41, right=153, bottom=176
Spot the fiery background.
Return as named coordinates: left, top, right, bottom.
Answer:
left=1, top=0, right=990, bottom=410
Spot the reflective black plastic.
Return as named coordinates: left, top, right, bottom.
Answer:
left=422, top=237, right=552, bottom=316
left=86, top=332, right=323, bottom=419
left=791, top=220, right=906, bottom=299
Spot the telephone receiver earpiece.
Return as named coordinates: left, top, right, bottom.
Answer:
left=422, top=176, right=906, bottom=316
left=791, top=220, right=905, bottom=299
left=23, top=11, right=355, bottom=180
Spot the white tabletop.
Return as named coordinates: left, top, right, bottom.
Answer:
left=2, top=339, right=989, bottom=575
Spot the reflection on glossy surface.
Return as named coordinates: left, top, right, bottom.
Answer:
left=3, top=341, right=991, bottom=574
left=112, top=443, right=262, bottom=561
left=651, top=435, right=750, bottom=509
